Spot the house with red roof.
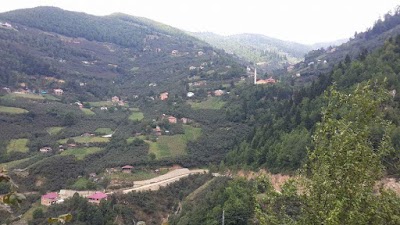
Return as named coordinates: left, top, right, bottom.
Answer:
left=41, top=192, right=59, bottom=206
left=87, top=192, right=108, bottom=204
left=121, top=165, right=134, bottom=173
left=168, top=116, right=177, bottom=124
left=160, top=92, right=169, bottom=101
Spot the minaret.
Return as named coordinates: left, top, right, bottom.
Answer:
left=254, top=68, right=257, bottom=84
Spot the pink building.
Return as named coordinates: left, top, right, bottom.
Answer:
left=41, top=192, right=59, bottom=206
left=87, top=192, right=108, bottom=204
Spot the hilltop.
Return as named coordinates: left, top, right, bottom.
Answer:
left=0, top=6, right=245, bottom=97
left=191, top=32, right=313, bottom=72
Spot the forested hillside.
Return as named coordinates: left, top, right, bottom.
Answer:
left=293, top=6, right=400, bottom=80
left=171, top=35, right=400, bottom=225
left=191, top=32, right=312, bottom=72
left=224, top=35, right=400, bottom=175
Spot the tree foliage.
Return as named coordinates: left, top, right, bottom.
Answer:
left=301, top=82, right=399, bottom=225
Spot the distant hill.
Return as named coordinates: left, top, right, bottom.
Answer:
left=190, top=32, right=313, bottom=72
left=0, top=7, right=244, bottom=99
left=311, top=38, right=348, bottom=49
left=292, top=6, right=400, bottom=80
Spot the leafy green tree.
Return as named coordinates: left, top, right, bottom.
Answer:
left=301, top=82, right=398, bottom=225
left=32, top=208, right=44, bottom=219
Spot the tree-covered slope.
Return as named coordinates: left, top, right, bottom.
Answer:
left=0, top=7, right=245, bottom=97
left=225, top=35, right=400, bottom=175
left=294, top=6, right=400, bottom=79
left=191, top=32, right=312, bottom=72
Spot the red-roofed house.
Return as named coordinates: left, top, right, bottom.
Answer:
left=41, top=192, right=59, bottom=206
left=111, top=96, right=120, bottom=102
left=168, top=116, right=177, bottom=124
left=160, top=92, right=169, bottom=101
left=121, top=165, right=134, bottom=173
left=87, top=192, right=108, bottom=204
left=214, top=89, right=225, bottom=96
left=256, top=77, right=276, bottom=85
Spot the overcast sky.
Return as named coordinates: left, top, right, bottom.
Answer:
left=0, top=0, right=399, bottom=44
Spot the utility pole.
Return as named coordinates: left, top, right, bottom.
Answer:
left=222, top=210, right=225, bottom=225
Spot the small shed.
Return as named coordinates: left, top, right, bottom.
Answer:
left=121, top=165, right=134, bottom=173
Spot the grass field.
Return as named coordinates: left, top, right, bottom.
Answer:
left=81, top=108, right=95, bottom=115
left=46, top=126, right=64, bottom=135
left=189, top=97, right=226, bottom=110
left=60, top=147, right=103, bottom=160
left=72, top=177, right=90, bottom=189
left=7, top=138, right=29, bottom=153
left=95, top=127, right=113, bottom=135
left=0, top=157, right=32, bottom=169
left=87, top=101, right=114, bottom=107
left=148, top=125, right=202, bottom=159
left=58, top=136, right=110, bottom=144
left=129, top=111, right=144, bottom=121
left=2, top=93, right=45, bottom=100
left=0, top=106, right=28, bottom=114
left=43, top=94, right=60, bottom=101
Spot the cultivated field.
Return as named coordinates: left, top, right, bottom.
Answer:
left=7, top=138, right=29, bottom=153
left=189, top=97, right=225, bottom=110
left=0, top=106, right=28, bottom=114
left=60, top=147, right=103, bottom=160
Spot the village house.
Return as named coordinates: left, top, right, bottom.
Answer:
left=53, top=88, right=64, bottom=96
left=111, top=96, right=120, bottom=102
left=181, top=118, right=190, bottom=124
left=41, top=192, right=59, bottom=206
left=256, top=77, right=276, bottom=85
left=87, top=192, right=108, bottom=204
left=1, top=22, right=12, bottom=28
left=189, top=66, right=197, bottom=70
left=154, top=126, right=162, bottom=136
left=67, top=143, right=77, bottom=148
left=81, top=133, right=94, bottom=137
left=2, top=87, right=11, bottom=93
left=39, top=147, right=52, bottom=153
left=214, top=89, right=225, bottom=96
left=100, top=106, right=108, bottom=111
left=187, top=92, right=195, bottom=98
left=171, top=50, right=179, bottom=56
left=168, top=116, right=177, bottom=124
left=121, top=165, right=134, bottom=173
left=160, top=92, right=169, bottom=101
left=75, top=102, right=83, bottom=108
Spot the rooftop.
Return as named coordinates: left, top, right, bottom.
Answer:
left=42, top=192, right=58, bottom=200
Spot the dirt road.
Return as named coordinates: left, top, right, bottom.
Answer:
left=107, top=168, right=208, bottom=194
